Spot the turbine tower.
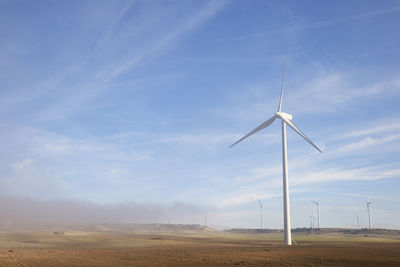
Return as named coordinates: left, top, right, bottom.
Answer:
left=230, top=53, right=322, bottom=245
left=310, top=214, right=315, bottom=229
left=366, top=199, right=372, bottom=229
left=311, top=200, right=320, bottom=230
left=258, top=199, right=264, bottom=230
left=354, top=211, right=361, bottom=229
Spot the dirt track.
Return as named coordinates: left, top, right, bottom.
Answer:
left=0, top=232, right=399, bottom=266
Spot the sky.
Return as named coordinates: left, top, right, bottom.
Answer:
left=1, top=0, right=400, bottom=230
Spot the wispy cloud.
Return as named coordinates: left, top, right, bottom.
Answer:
left=1, top=1, right=230, bottom=121
left=106, top=0, right=230, bottom=79
left=156, top=132, right=237, bottom=147
left=227, top=5, right=400, bottom=41
left=337, top=122, right=400, bottom=139
left=213, top=70, right=400, bottom=128
left=289, top=5, right=400, bottom=32
left=332, top=135, right=400, bottom=154
left=93, top=1, right=137, bottom=51
left=26, top=127, right=153, bottom=162
left=2, top=158, right=63, bottom=195
left=0, top=60, right=86, bottom=110
left=291, top=165, right=400, bottom=185
left=9, top=158, right=33, bottom=171
left=0, top=123, right=153, bottom=197
left=217, top=191, right=281, bottom=207
left=286, top=73, right=400, bottom=114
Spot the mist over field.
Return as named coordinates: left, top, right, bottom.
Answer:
left=0, top=195, right=204, bottom=228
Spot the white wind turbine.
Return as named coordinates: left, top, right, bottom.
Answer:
left=230, top=54, right=322, bottom=245
left=354, top=210, right=361, bottom=229
left=310, top=214, right=316, bottom=229
left=258, top=199, right=264, bottom=230
left=366, top=198, right=372, bottom=229
left=311, top=200, right=320, bottom=230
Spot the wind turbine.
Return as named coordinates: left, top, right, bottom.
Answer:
left=310, top=214, right=315, bottom=229
left=230, top=54, right=322, bottom=245
left=311, top=200, right=320, bottom=230
left=354, top=211, right=361, bottom=229
left=366, top=198, right=372, bottom=229
left=258, top=199, right=264, bottom=230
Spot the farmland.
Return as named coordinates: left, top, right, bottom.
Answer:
left=0, top=225, right=399, bottom=266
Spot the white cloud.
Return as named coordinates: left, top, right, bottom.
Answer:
left=213, top=70, right=400, bottom=129
left=107, top=0, right=230, bottom=79
left=156, top=132, right=237, bottom=147
left=286, top=74, right=400, bottom=114
left=0, top=124, right=155, bottom=197
left=229, top=166, right=282, bottom=185
left=10, top=158, right=33, bottom=171
left=337, top=122, right=400, bottom=139
left=226, top=5, right=400, bottom=41
left=291, top=166, right=400, bottom=185
left=0, top=60, right=86, bottom=111
left=93, top=1, right=137, bottom=51
left=3, top=158, right=62, bottom=195
left=217, top=191, right=281, bottom=207
left=8, top=127, right=151, bottom=162
left=332, top=135, right=400, bottom=154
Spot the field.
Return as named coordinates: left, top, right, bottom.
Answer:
left=0, top=226, right=399, bottom=266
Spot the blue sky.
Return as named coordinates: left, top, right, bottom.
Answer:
left=1, top=0, right=400, bottom=229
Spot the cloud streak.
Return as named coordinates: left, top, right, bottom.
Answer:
left=227, top=5, right=400, bottom=41
left=106, top=0, right=230, bottom=79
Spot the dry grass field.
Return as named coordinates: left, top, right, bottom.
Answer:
left=0, top=226, right=399, bottom=266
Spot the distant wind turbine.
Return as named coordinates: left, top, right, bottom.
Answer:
left=354, top=211, right=361, bottom=229
left=310, top=214, right=316, bottom=229
left=230, top=53, right=322, bottom=245
left=311, top=200, right=320, bottom=230
left=258, top=199, right=264, bottom=230
left=366, top=198, right=372, bottom=229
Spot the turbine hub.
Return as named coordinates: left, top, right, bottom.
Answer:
left=275, top=112, right=293, bottom=121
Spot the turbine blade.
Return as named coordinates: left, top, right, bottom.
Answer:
left=229, top=115, right=276, bottom=148
left=277, top=52, right=289, bottom=112
left=280, top=117, right=322, bottom=153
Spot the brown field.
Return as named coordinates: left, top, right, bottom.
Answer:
left=0, top=228, right=399, bottom=266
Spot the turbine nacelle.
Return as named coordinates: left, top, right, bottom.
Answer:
left=311, top=200, right=319, bottom=206
left=258, top=199, right=264, bottom=208
left=275, top=112, right=292, bottom=121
